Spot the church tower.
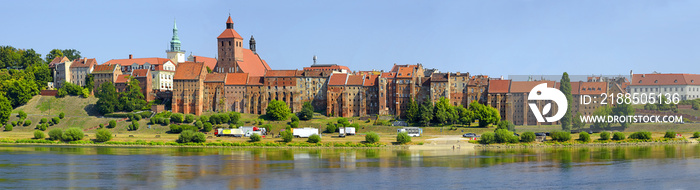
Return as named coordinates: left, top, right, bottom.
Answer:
left=216, top=15, right=244, bottom=73
left=166, top=19, right=186, bottom=64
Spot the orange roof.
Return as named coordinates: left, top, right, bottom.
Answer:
left=247, top=76, right=263, bottom=85
left=380, top=72, right=396, bottom=78
left=237, top=49, right=270, bottom=76
left=217, top=29, right=242, bottom=39
left=132, top=69, right=149, bottom=78
left=204, top=73, right=227, bottom=82
left=328, top=74, right=348, bottom=86
left=488, top=80, right=511, bottom=94
left=103, top=57, right=171, bottom=67
left=363, top=74, right=378, bottom=86
left=92, top=64, right=118, bottom=74
left=396, top=67, right=413, bottom=78
left=347, top=75, right=364, bottom=86
left=630, top=74, right=700, bottom=86
left=190, top=55, right=217, bottom=70
left=70, top=58, right=97, bottom=68
left=390, top=64, right=417, bottom=72
left=226, top=16, right=233, bottom=24
left=49, top=56, right=70, bottom=68
left=225, top=73, right=249, bottom=85
left=571, top=81, right=607, bottom=95
left=265, top=70, right=301, bottom=77
left=510, top=81, right=556, bottom=93
left=115, top=74, right=131, bottom=84
left=173, top=62, right=205, bottom=80
left=303, top=64, right=350, bottom=72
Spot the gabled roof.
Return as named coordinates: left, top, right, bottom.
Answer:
left=363, top=74, right=378, bottom=86
left=347, top=75, right=364, bottom=86
left=132, top=69, right=149, bottom=78
left=396, top=67, right=414, bottom=78
left=488, top=80, right=511, bottom=94
left=380, top=72, right=396, bottom=78
left=390, top=64, right=417, bottom=72
left=430, top=73, right=449, bottom=82
left=70, top=58, right=97, bottom=68
left=571, top=81, right=607, bottom=95
left=173, top=62, right=204, bottom=80
left=225, top=73, right=249, bottom=85
left=190, top=55, right=217, bottom=70
left=468, top=75, right=489, bottom=86
left=115, top=74, right=131, bottom=84
left=328, top=74, right=348, bottom=86
left=237, top=49, right=270, bottom=77
left=49, top=56, right=70, bottom=68
left=92, top=64, right=118, bottom=74
left=247, top=76, right=263, bottom=85
left=103, top=57, right=171, bottom=67
left=264, top=70, right=301, bottom=77
left=630, top=74, right=700, bottom=86
left=303, top=64, right=350, bottom=71
left=510, top=81, right=556, bottom=93
left=204, top=73, right=227, bottom=82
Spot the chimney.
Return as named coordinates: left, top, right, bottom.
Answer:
left=129, top=54, right=133, bottom=59
left=194, top=56, right=197, bottom=63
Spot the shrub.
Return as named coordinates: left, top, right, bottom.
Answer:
left=128, top=120, right=139, bottom=131
left=185, top=114, right=195, bottom=123
left=170, top=113, right=184, bottom=123
left=203, top=123, right=213, bottom=132
left=290, top=121, right=299, bottom=128
left=52, top=117, right=60, bottom=124
left=694, top=132, right=700, bottom=138
left=612, top=132, right=625, bottom=140
left=521, top=132, right=536, bottom=143
left=177, top=130, right=195, bottom=143
left=4, top=125, right=12, bottom=131
left=139, top=111, right=151, bottom=119
left=397, top=132, right=412, bottom=144
left=18, top=110, right=27, bottom=119
left=192, top=132, right=206, bottom=143
left=37, top=123, right=48, bottom=131
left=11, top=121, right=16, bottom=126
left=308, top=134, right=321, bottom=143
left=578, top=131, right=591, bottom=142
left=62, top=128, right=84, bottom=141
left=164, top=119, right=170, bottom=125
left=365, top=132, right=380, bottom=143
left=281, top=130, right=293, bottom=142
left=109, top=120, right=116, bottom=128
left=48, top=129, right=63, bottom=140
left=59, top=112, right=65, bottom=119
left=134, top=114, right=142, bottom=121
left=195, top=121, right=203, bottom=129
left=127, top=113, right=134, bottom=121
left=325, top=123, right=337, bottom=133
left=629, top=131, right=652, bottom=140
left=291, top=115, right=299, bottom=122
left=494, top=129, right=518, bottom=143
left=199, top=115, right=209, bottom=123
left=250, top=133, right=261, bottom=142
left=98, top=124, right=104, bottom=128
left=600, top=131, right=610, bottom=140
left=169, top=125, right=183, bottom=133
left=480, top=132, right=495, bottom=144
left=95, top=129, right=112, bottom=142
left=41, top=118, right=47, bottom=124
left=34, top=130, right=45, bottom=139
left=664, top=131, right=676, bottom=138
left=23, top=120, right=32, bottom=126
left=550, top=131, right=571, bottom=142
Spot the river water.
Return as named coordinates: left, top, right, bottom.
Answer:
left=1, top=144, right=699, bottom=189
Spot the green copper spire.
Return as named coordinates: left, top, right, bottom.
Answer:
left=169, top=19, right=182, bottom=52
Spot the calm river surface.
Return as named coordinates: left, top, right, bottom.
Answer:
left=1, top=144, right=700, bottom=189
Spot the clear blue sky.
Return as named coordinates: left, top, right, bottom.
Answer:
left=2, top=0, right=700, bottom=78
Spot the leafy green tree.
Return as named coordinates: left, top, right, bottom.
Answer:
left=365, top=132, right=380, bottom=143
left=308, top=134, right=321, bottom=143
left=121, top=78, right=146, bottom=111
left=170, top=113, right=184, bottom=123
left=629, top=131, right=651, bottom=140
left=550, top=131, right=571, bottom=142
left=479, top=132, right=495, bottom=144
left=572, top=112, right=585, bottom=130
left=579, top=131, right=591, bottom=142
left=291, top=115, right=299, bottom=123
left=59, top=112, right=65, bottom=119
left=62, top=128, right=84, bottom=141
left=250, top=133, right=261, bottom=142
left=28, top=63, right=52, bottom=89
left=85, top=74, right=94, bottom=93
left=299, top=102, right=314, bottom=120
left=469, top=101, right=500, bottom=128
left=613, top=100, right=635, bottom=129
left=48, top=129, right=63, bottom=140
left=266, top=100, right=291, bottom=121
left=325, top=122, right=336, bottom=133
left=419, top=100, right=434, bottom=126
left=4, top=125, right=11, bottom=131
left=457, top=106, right=474, bottom=126
left=521, top=132, right=536, bottom=142
left=96, top=82, right=119, bottom=114
left=494, top=129, right=518, bottom=143
left=280, top=130, right=293, bottom=142
left=337, top=117, right=350, bottom=127
left=0, top=96, right=11, bottom=126
left=34, top=130, right=45, bottom=139
left=664, top=131, right=676, bottom=138
left=560, top=72, right=573, bottom=131
left=203, top=123, right=213, bottom=132
left=95, top=129, right=112, bottom=142
left=62, top=49, right=81, bottom=61
left=600, top=131, right=610, bottom=140
left=3, top=79, right=40, bottom=107
left=108, top=120, right=116, bottom=128
left=396, top=132, right=412, bottom=144
left=591, top=106, right=613, bottom=130
left=433, top=97, right=451, bottom=125
left=612, top=132, right=625, bottom=140
left=128, top=120, right=139, bottom=131
left=52, top=117, right=60, bottom=124
left=185, top=114, right=195, bottom=123
left=45, top=49, right=64, bottom=63
left=404, top=98, right=419, bottom=123
left=228, top=112, right=241, bottom=124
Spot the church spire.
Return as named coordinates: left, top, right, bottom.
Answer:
left=170, top=19, right=182, bottom=52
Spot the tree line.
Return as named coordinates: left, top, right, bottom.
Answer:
left=403, top=97, right=501, bottom=127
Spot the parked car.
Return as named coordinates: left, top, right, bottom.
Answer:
left=462, top=133, right=478, bottom=138
left=513, top=133, right=520, bottom=137
left=535, top=132, right=547, bottom=137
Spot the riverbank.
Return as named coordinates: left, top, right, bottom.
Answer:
left=474, top=138, right=696, bottom=149
left=0, top=139, right=412, bottom=149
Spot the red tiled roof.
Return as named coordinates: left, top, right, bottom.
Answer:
left=328, top=74, right=348, bottom=86
left=204, top=73, right=227, bottom=82
left=264, top=70, right=301, bottom=77
left=225, top=73, right=249, bottom=85
left=173, top=62, right=204, bottom=80
left=380, top=72, right=396, bottom=78
left=70, top=58, right=97, bottom=68
left=363, top=74, right=378, bottom=86
left=247, top=76, right=263, bottom=85
left=488, top=80, right=511, bottom=94
left=190, top=55, right=217, bottom=70
left=115, top=74, right=131, bottom=84
left=226, top=16, right=233, bottom=24
left=49, top=56, right=70, bottom=68
left=303, top=65, right=350, bottom=72
left=237, top=49, right=270, bottom=77
left=103, top=57, right=171, bottom=67
left=92, top=64, right=118, bottom=74
left=390, top=64, right=417, bottom=72
left=217, top=29, right=242, bottom=39
left=132, top=69, right=149, bottom=78
left=396, top=67, right=413, bottom=78
left=347, top=75, right=364, bottom=86
left=630, top=74, right=700, bottom=86
left=510, top=81, right=556, bottom=93
left=571, top=81, right=607, bottom=95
